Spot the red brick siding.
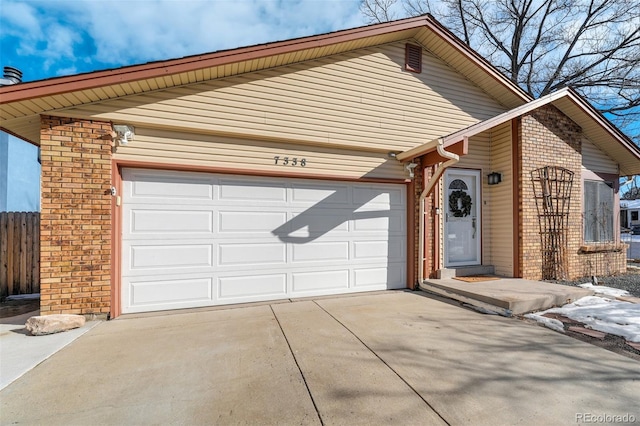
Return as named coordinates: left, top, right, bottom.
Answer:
left=410, top=159, right=424, bottom=285
left=422, top=166, right=438, bottom=279
left=519, top=106, right=582, bottom=279
left=578, top=250, right=626, bottom=278
left=517, top=105, right=628, bottom=280
left=409, top=161, right=440, bottom=281
left=40, top=116, right=112, bottom=316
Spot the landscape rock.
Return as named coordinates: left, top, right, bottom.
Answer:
left=25, top=315, right=86, bottom=336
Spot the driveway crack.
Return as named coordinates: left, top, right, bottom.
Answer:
left=270, top=304, right=324, bottom=426
left=312, top=300, right=450, bottom=426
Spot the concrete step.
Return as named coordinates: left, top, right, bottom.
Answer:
left=420, top=278, right=593, bottom=316
left=436, top=265, right=495, bottom=279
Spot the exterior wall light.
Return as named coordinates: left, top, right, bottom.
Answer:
left=405, top=162, right=418, bottom=179
left=488, top=172, right=502, bottom=185
left=113, top=124, right=135, bottom=146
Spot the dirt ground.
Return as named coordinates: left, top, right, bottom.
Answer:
left=0, top=299, right=40, bottom=319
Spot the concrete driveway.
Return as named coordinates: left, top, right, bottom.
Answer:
left=1, top=291, right=639, bottom=425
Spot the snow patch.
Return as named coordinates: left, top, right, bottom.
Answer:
left=578, top=283, right=631, bottom=298
left=527, top=296, right=640, bottom=343
left=524, top=313, right=565, bottom=333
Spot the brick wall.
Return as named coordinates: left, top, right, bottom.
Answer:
left=422, top=165, right=438, bottom=279
left=519, top=105, right=583, bottom=280
left=577, top=249, right=627, bottom=278
left=408, top=161, right=442, bottom=281
left=410, top=159, right=424, bottom=286
left=40, top=116, right=112, bottom=316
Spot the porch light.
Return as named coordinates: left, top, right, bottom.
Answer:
left=488, top=172, right=502, bottom=185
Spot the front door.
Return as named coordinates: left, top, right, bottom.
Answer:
left=444, top=169, right=481, bottom=267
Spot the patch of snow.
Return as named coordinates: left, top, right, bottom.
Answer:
left=524, top=313, right=565, bottom=333
left=528, top=296, right=640, bottom=343
left=578, top=283, right=631, bottom=298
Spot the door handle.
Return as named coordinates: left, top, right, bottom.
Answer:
left=472, top=217, right=476, bottom=238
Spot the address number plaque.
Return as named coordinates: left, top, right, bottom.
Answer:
left=273, top=156, right=307, bottom=167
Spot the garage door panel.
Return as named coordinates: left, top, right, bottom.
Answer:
left=354, top=263, right=405, bottom=287
left=126, top=276, right=213, bottom=311
left=290, top=184, right=351, bottom=204
left=291, top=270, right=350, bottom=293
left=218, top=274, right=287, bottom=302
left=124, top=169, right=214, bottom=203
left=291, top=241, right=349, bottom=262
left=122, top=168, right=407, bottom=314
left=287, top=211, right=351, bottom=236
left=219, top=211, right=287, bottom=233
left=218, top=243, right=286, bottom=266
left=219, top=179, right=287, bottom=202
left=352, top=186, right=404, bottom=207
left=128, top=209, right=214, bottom=235
left=353, top=212, right=404, bottom=232
left=130, top=244, right=213, bottom=270
left=353, top=240, right=404, bottom=260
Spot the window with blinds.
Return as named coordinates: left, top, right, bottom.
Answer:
left=583, top=180, right=614, bottom=242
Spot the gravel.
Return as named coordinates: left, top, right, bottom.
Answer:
left=545, top=265, right=640, bottom=297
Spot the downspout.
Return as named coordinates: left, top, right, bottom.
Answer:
left=417, top=138, right=460, bottom=284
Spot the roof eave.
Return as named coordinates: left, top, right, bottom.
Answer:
left=0, top=16, right=433, bottom=104
left=397, top=88, right=640, bottom=174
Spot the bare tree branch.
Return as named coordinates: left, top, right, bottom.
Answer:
left=360, top=0, right=400, bottom=23
left=359, top=0, right=640, bottom=143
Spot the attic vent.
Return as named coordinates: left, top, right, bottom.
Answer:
left=405, top=44, right=422, bottom=73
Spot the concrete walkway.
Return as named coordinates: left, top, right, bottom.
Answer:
left=1, top=291, right=639, bottom=425
left=421, top=278, right=593, bottom=315
left=0, top=310, right=100, bottom=390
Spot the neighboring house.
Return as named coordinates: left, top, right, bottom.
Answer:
left=1, top=15, right=639, bottom=318
left=621, top=199, right=640, bottom=230
left=0, top=132, right=40, bottom=211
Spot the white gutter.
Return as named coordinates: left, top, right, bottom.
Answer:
left=417, top=138, right=460, bottom=284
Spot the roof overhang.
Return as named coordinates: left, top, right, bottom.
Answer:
left=0, top=14, right=530, bottom=145
left=397, top=87, right=640, bottom=176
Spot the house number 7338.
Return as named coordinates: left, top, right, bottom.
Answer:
left=273, top=156, right=306, bottom=167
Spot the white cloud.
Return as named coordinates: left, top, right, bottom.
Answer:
left=0, top=0, right=366, bottom=80
left=1, top=1, right=42, bottom=35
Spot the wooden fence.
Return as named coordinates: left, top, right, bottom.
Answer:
left=0, top=212, right=40, bottom=298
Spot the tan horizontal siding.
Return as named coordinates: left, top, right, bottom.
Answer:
left=582, top=136, right=618, bottom=174
left=61, top=41, right=507, bottom=153
left=114, top=127, right=407, bottom=180
left=449, top=122, right=513, bottom=275
left=457, top=133, right=491, bottom=171
left=486, top=122, right=513, bottom=276
left=458, top=132, right=492, bottom=267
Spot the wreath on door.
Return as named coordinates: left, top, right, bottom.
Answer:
left=449, top=190, right=472, bottom=217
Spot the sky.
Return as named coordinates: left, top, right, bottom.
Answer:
left=0, top=0, right=637, bottom=167
left=0, top=0, right=367, bottom=83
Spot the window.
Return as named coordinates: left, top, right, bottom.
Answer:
left=583, top=180, right=614, bottom=242
left=632, top=211, right=639, bottom=221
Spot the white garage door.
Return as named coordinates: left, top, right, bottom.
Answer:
left=121, top=168, right=407, bottom=313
